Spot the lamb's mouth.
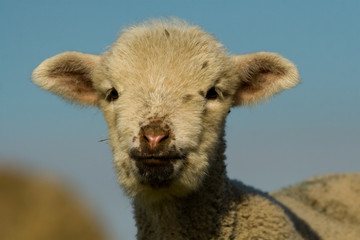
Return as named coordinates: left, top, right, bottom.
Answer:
left=129, top=148, right=187, bottom=165
left=129, top=151, right=187, bottom=188
left=132, top=155, right=185, bottom=165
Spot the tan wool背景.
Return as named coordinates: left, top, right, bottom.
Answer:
left=0, top=167, right=108, bottom=240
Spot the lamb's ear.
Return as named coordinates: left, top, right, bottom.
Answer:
left=31, top=51, right=101, bottom=106
left=231, top=52, right=300, bottom=106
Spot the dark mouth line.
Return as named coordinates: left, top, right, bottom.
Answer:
left=128, top=147, right=188, bottom=162
left=132, top=156, right=185, bottom=161
left=129, top=153, right=186, bottom=162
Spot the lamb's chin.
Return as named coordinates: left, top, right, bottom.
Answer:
left=127, top=149, right=186, bottom=186
left=135, top=160, right=175, bottom=188
left=128, top=161, right=205, bottom=201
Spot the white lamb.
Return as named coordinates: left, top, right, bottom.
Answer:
left=32, top=19, right=360, bottom=239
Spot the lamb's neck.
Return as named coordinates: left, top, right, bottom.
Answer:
left=134, top=153, right=238, bottom=239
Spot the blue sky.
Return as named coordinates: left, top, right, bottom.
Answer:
left=0, top=1, right=359, bottom=239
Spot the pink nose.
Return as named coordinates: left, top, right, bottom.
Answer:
left=143, top=134, right=168, bottom=149
left=140, top=119, right=171, bottom=151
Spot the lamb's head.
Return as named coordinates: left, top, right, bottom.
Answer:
left=32, top=20, right=299, bottom=202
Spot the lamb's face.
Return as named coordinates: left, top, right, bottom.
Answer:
left=94, top=25, right=237, bottom=199
left=31, top=19, right=299, bottom=202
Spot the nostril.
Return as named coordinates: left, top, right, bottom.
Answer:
left=159, top=135, right=168, bottom=143
left=143, top=135, right=150, bottom=142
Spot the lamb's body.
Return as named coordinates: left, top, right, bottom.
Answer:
left=273, top=173, right=360, bottom=239
left=32, top=19, right=360, bottom=239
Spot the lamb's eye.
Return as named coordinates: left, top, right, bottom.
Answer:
left=106, top=88, right=119, bottom=102
left=205, top=87, right=218, bottom=100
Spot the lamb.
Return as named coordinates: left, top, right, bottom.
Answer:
left=31, top=19, right=360, bottom=239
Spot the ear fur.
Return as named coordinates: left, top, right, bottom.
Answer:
left=31, top=52, right=101, bottom=106
left=231, top=52, right=300, bottom=106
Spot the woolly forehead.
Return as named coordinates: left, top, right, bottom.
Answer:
left=95, top=22, right=234, bottom=96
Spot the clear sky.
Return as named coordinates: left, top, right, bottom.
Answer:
left=0, top=1, right=359, bottom=239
